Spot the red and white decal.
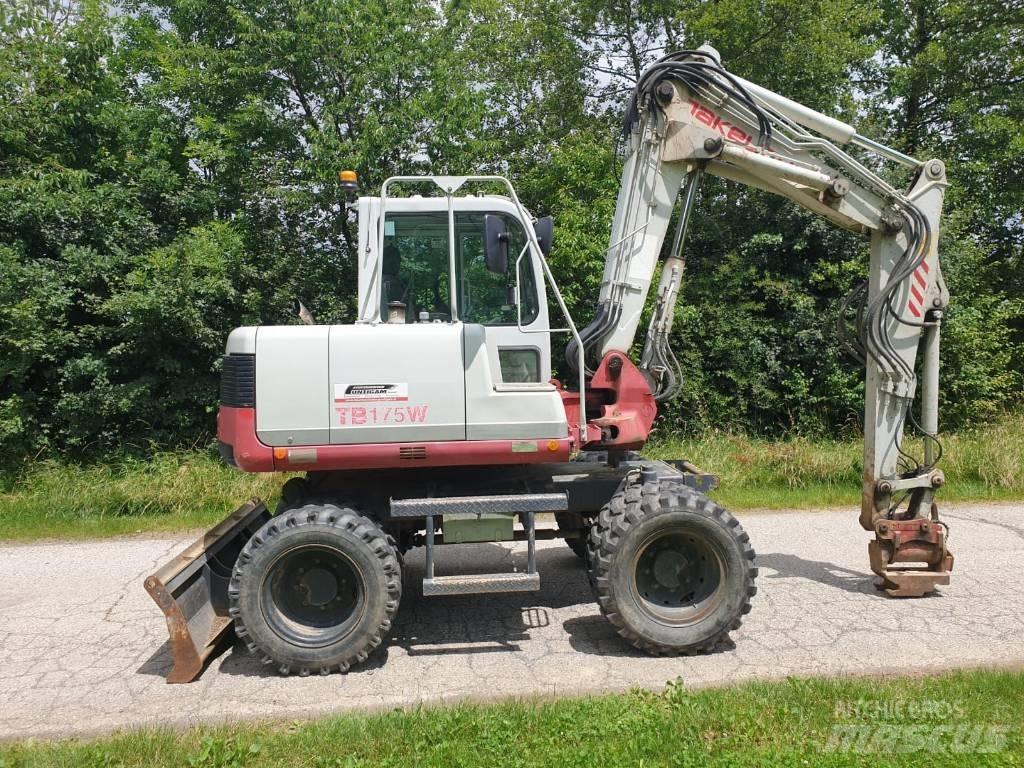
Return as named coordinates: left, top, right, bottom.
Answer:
left=336, top=405, right=429, bottom=426
left=906, top=260, right=930, bottom=318
left=690, top=99, right=759, bottom=148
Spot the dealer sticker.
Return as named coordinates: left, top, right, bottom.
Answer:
left=334, top=383, right=409, bottom=402
left=333, top=383, right=428, bottom=426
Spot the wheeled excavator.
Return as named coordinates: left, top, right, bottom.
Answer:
left=145, top=45, right=953, bottom=682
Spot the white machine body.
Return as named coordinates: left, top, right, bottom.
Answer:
left=229, top=192, right=569, bottom=448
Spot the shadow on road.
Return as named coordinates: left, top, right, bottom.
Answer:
left=561, top=614, right=737, bottom=657
left=142, top=545, right=862, bottom=680
left=756, top=552, right=880, bottom=595
left=386, top=543, right=591, bottom=657
left=140, top=544, right=608, bottom=679
left=136, top=640, right=173, bottom=678
left=217, top=642, right=392, bottom=678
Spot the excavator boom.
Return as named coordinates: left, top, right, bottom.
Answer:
left=574, top=45, right=952, bottom=595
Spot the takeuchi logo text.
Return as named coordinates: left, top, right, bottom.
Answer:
left=689, top=99, right=769, bottom=151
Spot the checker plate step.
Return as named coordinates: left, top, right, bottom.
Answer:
left=422, top=572, right=541, bottom=596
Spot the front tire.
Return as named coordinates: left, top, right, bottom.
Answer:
left=229, top=503, right=402, bottom=676
left=587, top=475, right=756, bottom=654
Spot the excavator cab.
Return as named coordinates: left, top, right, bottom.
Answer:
left=356, top=182, right=569, bottom=442
left=216, top=178, right=575, bottom=469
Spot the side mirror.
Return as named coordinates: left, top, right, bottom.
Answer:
left=533, top=216, right=553, bottom=257
left=484, top=214, right=509, bottom=274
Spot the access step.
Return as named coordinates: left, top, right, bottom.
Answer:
left=402, top=494, right=555, bottom=597
left=389, top=492, right=568, bottom=518
left=422, top=572, right=541, bottom=596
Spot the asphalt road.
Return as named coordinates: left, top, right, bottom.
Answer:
left=1, top=503, right=1022, bottom=740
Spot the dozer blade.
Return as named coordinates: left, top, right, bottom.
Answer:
left=144, top=499, right=271, bottom=683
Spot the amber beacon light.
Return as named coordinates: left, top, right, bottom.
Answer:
left=338, top=169, right=359, bottom=195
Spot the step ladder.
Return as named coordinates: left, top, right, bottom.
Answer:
left=389, top=493, right=568, bottom=596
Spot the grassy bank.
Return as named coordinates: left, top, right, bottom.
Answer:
left=0, top=453, right=287, bottom=540
left=1, top=669, right=1020, bottom=766
left=649, top=413, right=1024, bottom=510
left=1, top=415, right=1021, bottom=541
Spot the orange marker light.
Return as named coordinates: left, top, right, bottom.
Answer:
left=547, top=440, right=560, bottom=452
left=273, top=447, right=287, bottom=460
left=338, top=169, right=359, bottom=198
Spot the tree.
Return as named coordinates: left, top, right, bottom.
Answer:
left=860, top=0, right=1024, bottom=422
left=0, top=0, right=1019, bottom=464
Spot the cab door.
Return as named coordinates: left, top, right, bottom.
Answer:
left=329, top=211, right=466, bottom=445
left=457, top=213, right=568, bottom=441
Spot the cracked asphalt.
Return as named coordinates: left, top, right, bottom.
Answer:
left=1, top=503, right=1022, bottom=740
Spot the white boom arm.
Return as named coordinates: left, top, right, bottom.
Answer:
left=576, top=45, right=953, bottom=595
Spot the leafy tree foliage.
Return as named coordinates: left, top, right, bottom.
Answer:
left=0, top=0, right=1020, bottom=463
left=861, top=0, right=1024, bottom=423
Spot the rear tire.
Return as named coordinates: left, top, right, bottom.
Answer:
left=229, top=503, right=401, bottom=676
left=587, top=474, right=756, bottom=654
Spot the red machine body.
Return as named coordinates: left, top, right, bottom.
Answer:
left=218, top=353, right=655, bottom=474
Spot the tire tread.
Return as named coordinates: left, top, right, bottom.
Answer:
left=229, top=501, right=401, bottom=676
left=586, top=473, right=757, bottom=655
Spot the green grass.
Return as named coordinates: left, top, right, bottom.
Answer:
left=0, top=452, right=287, bottom=541
left=1, top=669, right=1021, bottom=766
left=648, top=413, right=1024, bottom=511
left=1, top=415, right=1021, bottom=541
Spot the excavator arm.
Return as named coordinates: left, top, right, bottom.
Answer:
left=573, top=45, right=952, bottom=596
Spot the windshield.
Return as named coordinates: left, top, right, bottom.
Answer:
left=380, top=212, right=539, bottom=325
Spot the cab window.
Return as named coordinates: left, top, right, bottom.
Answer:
left=380, top=212, right=540, bottom=326
left=455, top=213, right=539, bottom=326
left=380, top=213, right=452, bottom=322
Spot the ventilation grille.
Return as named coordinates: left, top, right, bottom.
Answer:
left=399, top=446, right=427, bottom=460
left=220, top=354, right=256, bottom=407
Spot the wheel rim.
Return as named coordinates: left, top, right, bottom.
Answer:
left=631, top=529, right=725, bottom=626
left=260, top=544, right=366, bottom=648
